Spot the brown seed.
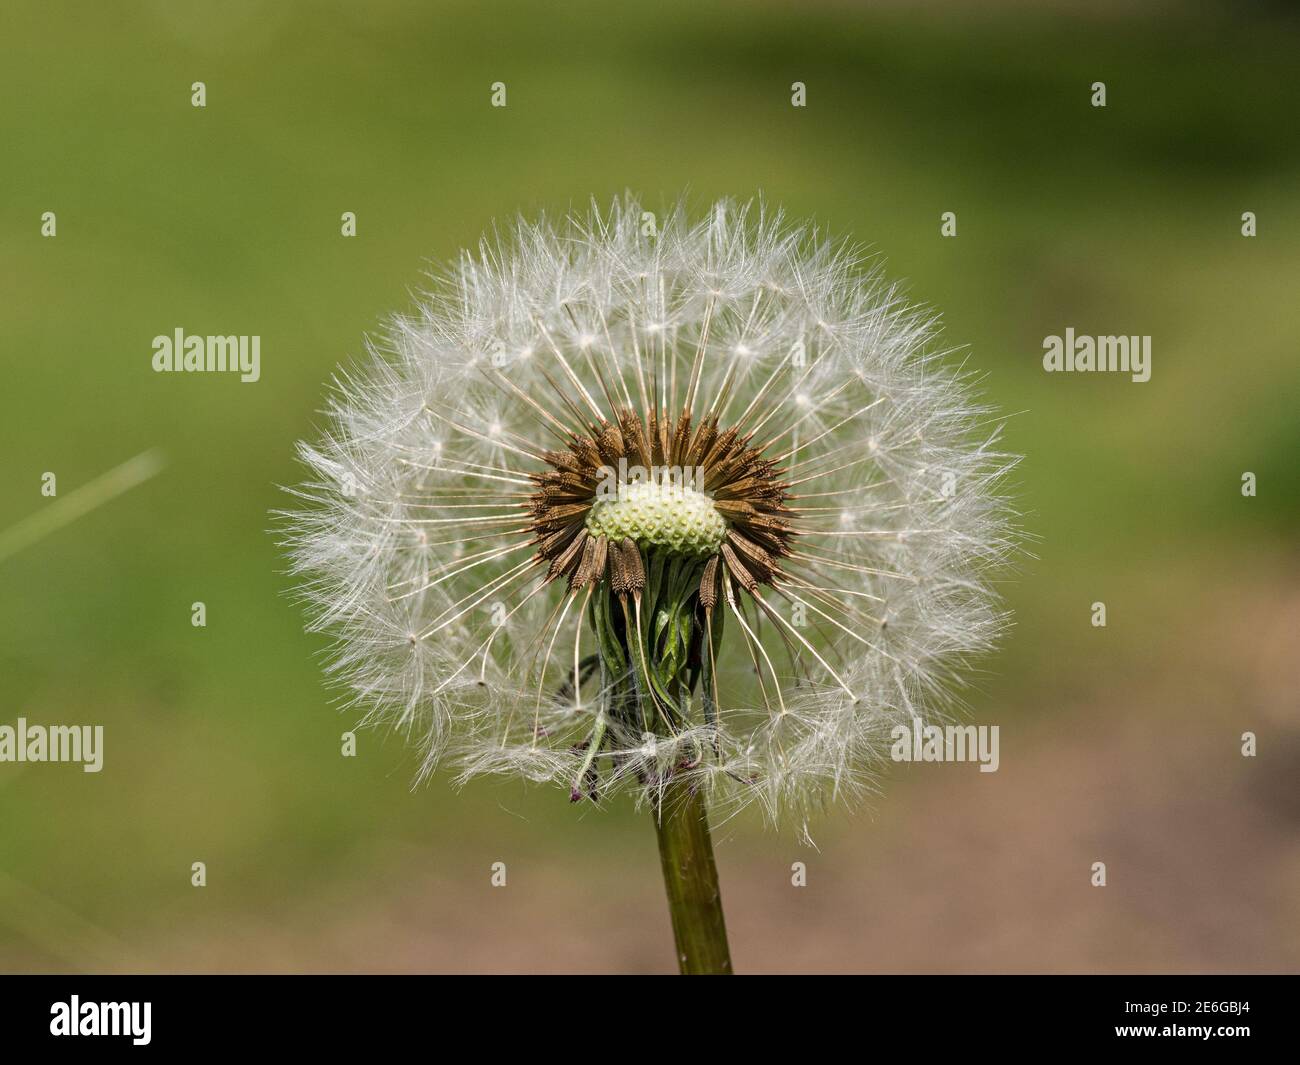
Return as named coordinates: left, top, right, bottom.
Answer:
left=726, top=528, right=777, bottom=584
left=620, top=538, right=645, bottom=595
left=609, top=538, right=632, bottom=595
left=596, top=421, right=624, bottom=465
left=618, top=408, right=651, bottom=468
left=569, top=535, right=599, bottom=590
left=670, top=409, right=692, bottom=465
left=720, top=541, right=758, bottom=593
left=547, top=528, right=589, bottom=583
left=699, top=554, right=720, bottom=610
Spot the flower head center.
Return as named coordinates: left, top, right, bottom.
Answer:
left=585, top=480, right=725, bottom=556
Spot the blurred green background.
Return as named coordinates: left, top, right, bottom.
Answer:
left=2, top=0, right=1297, bottom=972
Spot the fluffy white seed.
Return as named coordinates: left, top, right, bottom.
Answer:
left=281, top=196, right=1017, bottom=831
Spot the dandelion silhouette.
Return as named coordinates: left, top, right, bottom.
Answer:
left=284, top=198, right=1015, bottom=973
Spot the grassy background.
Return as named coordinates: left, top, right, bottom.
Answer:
left=1, top=0, right=1297, bottom=971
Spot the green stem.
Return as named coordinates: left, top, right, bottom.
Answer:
left=653, top=773, right=733, bottom=975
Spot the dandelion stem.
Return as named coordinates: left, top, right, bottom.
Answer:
left=653, top=774, right=733, bottom=975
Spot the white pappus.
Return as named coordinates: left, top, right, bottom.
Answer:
left=282, top=196, right=1017, bottom=832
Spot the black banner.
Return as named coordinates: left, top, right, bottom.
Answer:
left=0, top=975, right=1287, bottom=1051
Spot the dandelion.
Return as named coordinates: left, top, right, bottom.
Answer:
left=283, top=197, right=1016, bottom=973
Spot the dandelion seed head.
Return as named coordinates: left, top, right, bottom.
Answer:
left=282, top=195, right=1017, bottom=830
left=585, top=481, right=726, bottom=556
